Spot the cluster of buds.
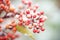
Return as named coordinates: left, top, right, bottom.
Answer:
left=18, top=11, right=47, bottom=33
left=16, top=0, right=47, bottom=33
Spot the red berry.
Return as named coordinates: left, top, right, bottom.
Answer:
left=37, top=30, right=40, bottom=33
left=40, top=11, right=44, bottom=15
left=33, top=29, right=37, bottom=33
left=33, top=15, right=36, bottom=18
left=40, top=27, right=45, bottom=31
left=26, top=10, right=30, bottom=14
left=39, top=18, right=44, bottom=22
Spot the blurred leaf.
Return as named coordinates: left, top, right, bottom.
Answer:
left=16, top=25, right=35, bottom=40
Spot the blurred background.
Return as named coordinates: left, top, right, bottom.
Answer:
left=7, top=0, right=60, bottom=40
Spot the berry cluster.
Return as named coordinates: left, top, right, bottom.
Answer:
left=0, top=0, right=18, bottom=40
left=17, top=0, right=47, bottom=33
left=0, top=0, right=15, bottom=19
left=0, top=21, right=18, bottom=40
left=0, top=0, right=47, bottom=40
left=0, top=0, right=10, bottom=12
